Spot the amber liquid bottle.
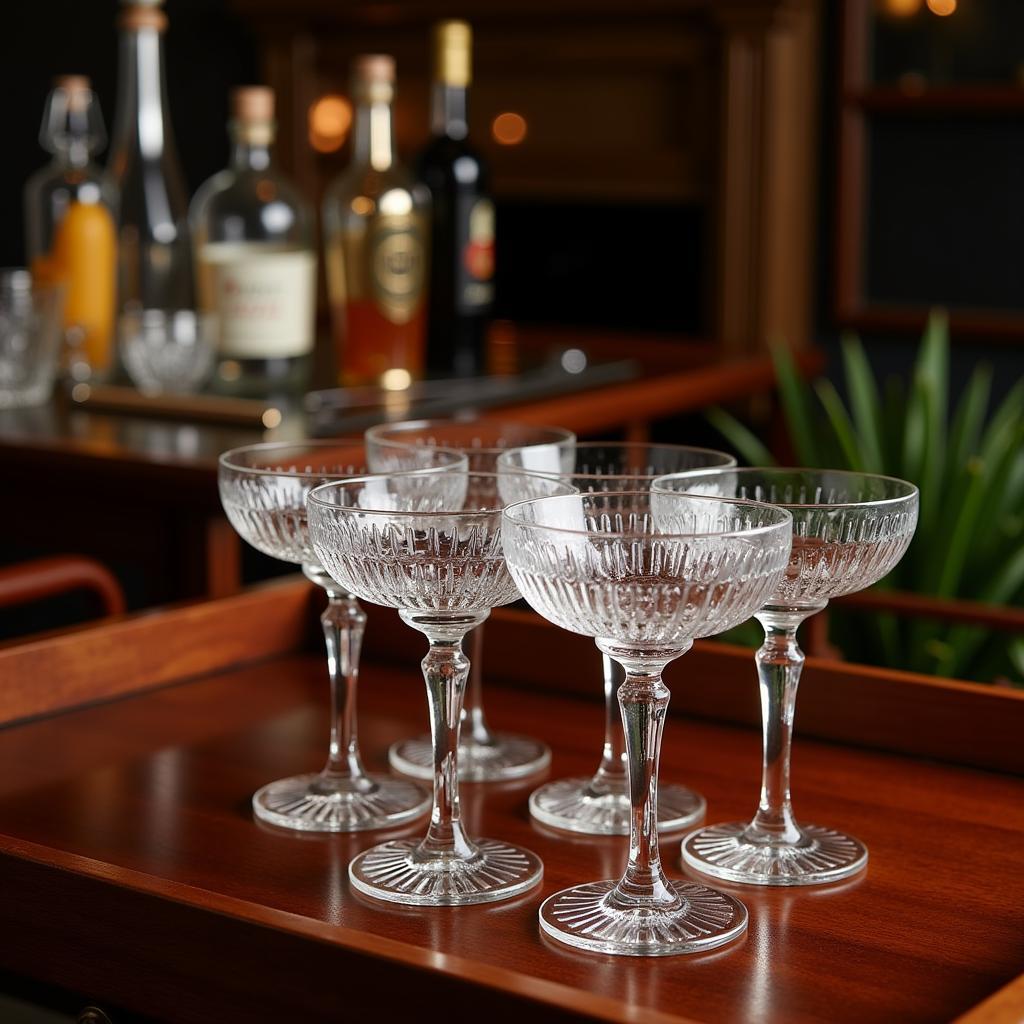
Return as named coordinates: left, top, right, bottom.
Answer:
left=323, top=55, right=429, bottom=388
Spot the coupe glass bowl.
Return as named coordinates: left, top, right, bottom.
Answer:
left=503, top=489, right=792, bottom=955
left=498, top=441, right=736, bottom=837
left=309, top=470, right=575, bottom=905
left=218, top=439, right=466, bottom=832
left=364, top=418, right=576, bottom=783
left=654, top=467, right=919, bottom=885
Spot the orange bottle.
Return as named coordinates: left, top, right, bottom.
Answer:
left=24, top=76, right=118, bottom=381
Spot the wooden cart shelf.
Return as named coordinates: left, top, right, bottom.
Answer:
left=0, top=578, right=1021, bottom=1023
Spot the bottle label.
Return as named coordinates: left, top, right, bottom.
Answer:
left=199, top=243, right=316, bottom=358
left=459, top=198, right=495, bottom=312
left=370, top=218, right=426, bottom=325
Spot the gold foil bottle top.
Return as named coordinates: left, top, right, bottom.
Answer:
left=352, top=54, right=396, bottom=103
left=232, top=86, right=275, bottom=124
left=434, top=20, right=472, bottom=87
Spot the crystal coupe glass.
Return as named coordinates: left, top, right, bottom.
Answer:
left=654, top=468, right=919, bottom=885
left=498, top=441, right=736, bottom=836
left=502, top=490, right=792, bottom=954
left=309, top=470, right=574, bottom=905
left=364, top=418, right=575, bottom=782
left=218, top=439, right=466, bottom=832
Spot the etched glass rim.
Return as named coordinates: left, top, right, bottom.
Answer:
left=495, top=440, right=737, bottom=479
left=365, top=418, right=576, bottom=456
left=651, top=466, right=919, bottom=511
left=502, top=489, right=793, bottom=540
left=219, top=438, right=468, bottom=479
left=308, top=470, right=577, bottom=516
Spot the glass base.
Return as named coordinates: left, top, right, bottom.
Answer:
left=681, top=821, right=868, bottom=886
left=388, top=733, right=551, bottom=782
left=349, top=838, right=543, bottom=906
left=539, top=879, right=747, bottom=956
left=529, top=777, right=705, bottom=836
left=252, top=773, right=430, bottom=833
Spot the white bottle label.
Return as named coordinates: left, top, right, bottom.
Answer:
left=199, top=243, right=316, bottom=359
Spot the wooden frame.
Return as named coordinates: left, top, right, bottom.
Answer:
left=835, top=0, right=1024, bottom=341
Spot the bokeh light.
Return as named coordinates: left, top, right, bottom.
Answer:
left=309, top=94, right=353, bottom=153
left=492, top=112, right=527, bottom=146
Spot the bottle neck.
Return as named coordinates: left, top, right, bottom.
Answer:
left=353, top=97, right=394, bottom=171
left=431, top=83, right=468, bottom=140
left=111, top=26, right=175, bottom=163
left=230, top=128, right=273, bottom=172
left=54, top=141, right=92, bottom=170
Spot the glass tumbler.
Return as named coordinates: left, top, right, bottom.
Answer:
left=0, top=270, right=63, bottom=408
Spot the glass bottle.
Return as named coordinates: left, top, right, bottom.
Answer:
left=418, top=21, right=495, bottom=378
left=323, top=55, right=430, bottom=389
left=108, top=0, right=202, bottom=392
left=191, top=87, right=317, bottom=397
left=24, top=76, right=118, bottom=383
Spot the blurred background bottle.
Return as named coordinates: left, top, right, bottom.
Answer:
left=191, top=86, right=316, bottom=397
left=323, top=55, right=429, bottom=389
left=108, top=0, right=206, bottom=394
left=419, top=21, right=494, bottom=379
left=24, top=76, right=118, bottom=384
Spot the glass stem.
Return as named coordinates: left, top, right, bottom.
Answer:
left=401, top=610, right=488, bottom=862
left=462, top=624, right=495, bottom=747
left=589, top=653, right=627, bottom=793
left=598, top=640, right=689, bottom=909
left=304, top=564, right=373, bottom=794
left=746, top=606, right=820, bottom=844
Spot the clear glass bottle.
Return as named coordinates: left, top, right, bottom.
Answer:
left=108, top=0, right=203, bottom=393
left=323, top=55, right=430, bottom=389
left=24, top=76, right=118, bottom=383
left=419, top=21, right=495, bottom=378
left=191, top=87, right=316, bottom=396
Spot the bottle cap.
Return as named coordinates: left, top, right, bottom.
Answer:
left=434, top=21, right=472, bottom=88
left=118, top=0, right=167, bottom=32
left=352, top=54, right=396, bottom=104
left=353, top=54, right=396, bottom=84
left=53, top=75, right=92, bottom=113
left=232, top=86, right=275, bottom=124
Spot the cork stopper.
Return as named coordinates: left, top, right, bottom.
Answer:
left=352, top=54, right=396, bottom=104
left=353, top=54, right=396, bottom=84
left=434, top=21, right=472, bottom=88
left=232, top=86, right=275, bottom=124
left=118, top=0, right=167, bottom=33
left=53, top=75, right=91, bottom=112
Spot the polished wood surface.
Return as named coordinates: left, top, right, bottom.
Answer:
left=0, top=582, right=1021, bottom=1022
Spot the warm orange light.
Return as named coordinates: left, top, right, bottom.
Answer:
left=926, top=0, right=956, bottom=14
left=881, top=0, right=922, bottom=16
left=492, top=112, right=527, bottom=146
left=309, top=94, right=353, bottom=153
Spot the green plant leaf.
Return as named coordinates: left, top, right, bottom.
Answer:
left=771, top=345, right=819, bottom=466
left=705, top=407, right=776, bottom=467
left=882, top=375, right=907, bottom=476
left=840, top=332, right=884, bottom=473
left=813, top=379, right=864, bottom=471
left=947, top=363, right=992, bottom=480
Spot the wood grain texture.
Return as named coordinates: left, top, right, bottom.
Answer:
left=0, top=647, right=1020, bottom=1023
left=0, top=576, right=316, bottom=727
left=364, top=605, right=1024, bottom=775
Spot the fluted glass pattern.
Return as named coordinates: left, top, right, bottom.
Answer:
left=219, top=440, right=467, bottom=565
left=653, top=468, right=919, bottom=607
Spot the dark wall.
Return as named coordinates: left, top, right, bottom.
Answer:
left=2, top=0, right=258, bottom=267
